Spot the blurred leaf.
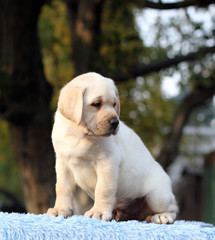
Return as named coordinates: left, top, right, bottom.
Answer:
left=0, top=120, right=23, bottom=201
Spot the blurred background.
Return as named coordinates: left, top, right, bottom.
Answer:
left=0, top=0, right=215, bottom=224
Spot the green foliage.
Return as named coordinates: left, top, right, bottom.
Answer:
left=39, top=0, right=73, bottom=107
left=100, top=1, right=146, bottom=73
left=0, top=120, right=23, bottom=201
left=119, top=75, right=175, bottom=157
left=152, top=7, right=215, bottom=92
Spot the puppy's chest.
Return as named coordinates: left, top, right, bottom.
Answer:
left=68, top=140, right=102, bottom=161
left=70, top=159, right=97, bottom=198
left=65, top=141, right=103, bottom=197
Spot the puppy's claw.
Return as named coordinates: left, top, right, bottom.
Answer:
left=84, top=209, right=112, bottom=221
left=47, top=207, right=73, bottom=218
left=150, top=212, right=175, bottom=224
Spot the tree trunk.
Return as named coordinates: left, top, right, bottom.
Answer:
left=0, top=0, right=55, bottom=213
left=9, top=120, right=55, bottom=213
left=65, top=0, right=105, bottom=75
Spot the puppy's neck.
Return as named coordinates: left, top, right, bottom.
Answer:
left=57, top=110, right=92, bottom=139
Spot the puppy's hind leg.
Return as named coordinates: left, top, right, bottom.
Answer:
left=146, top=188, right=178, bottom=224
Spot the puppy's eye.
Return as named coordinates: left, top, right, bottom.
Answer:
left=113, top=103, right=116, bottom=108
left=91, top=102, right=102, bottom=108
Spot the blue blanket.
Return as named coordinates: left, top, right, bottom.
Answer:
left=0, top=212, right=214, bottom=240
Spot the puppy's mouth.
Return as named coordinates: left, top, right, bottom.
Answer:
left=88, top=127, right=119, bottom=137
left=87, top=119, right=119, bottom=137
left=101, top=127, right=119, bottom=137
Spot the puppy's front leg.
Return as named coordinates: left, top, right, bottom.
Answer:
left=47, top=159, right=75, bottom=218
left=84, top=162, right=118, bottom=221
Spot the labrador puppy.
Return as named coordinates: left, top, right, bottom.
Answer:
left=47, top=72, right=178, bottom=224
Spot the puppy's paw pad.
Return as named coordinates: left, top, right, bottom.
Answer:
left=47, top=208, right=72, bottom=218
left=151, top=213, right=174, bottom=224
left=84, top=209, right=112, bottom=221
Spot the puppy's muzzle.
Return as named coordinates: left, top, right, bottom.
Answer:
left=109, top=117, right=119, bottom=132
left=88, top=117, right=119, bottom=136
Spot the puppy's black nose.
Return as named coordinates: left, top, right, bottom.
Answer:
left=109, top=118, right=119, bottom=130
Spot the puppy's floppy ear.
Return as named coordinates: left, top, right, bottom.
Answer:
left=58, top=84, right=86, bottom=125
left=115, top=87, right=120, bottom=116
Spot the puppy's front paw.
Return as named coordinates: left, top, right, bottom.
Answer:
left=47, top=207, right=73, bottom=218
left=84, top=208, right=112, bottom=221
left=150, top=212, right=176, bottom=224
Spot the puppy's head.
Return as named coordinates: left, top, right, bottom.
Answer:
left=58, top=72, right=120, bottom=137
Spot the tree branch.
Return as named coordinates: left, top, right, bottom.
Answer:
left=143, top=0, right=215, bottom=10
left=157, top=84, right=215, bottom=169
left=108, top=45, right=215, bottom=82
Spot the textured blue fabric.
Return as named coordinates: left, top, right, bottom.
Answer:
left=0, top=212, right=214, bottom=240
